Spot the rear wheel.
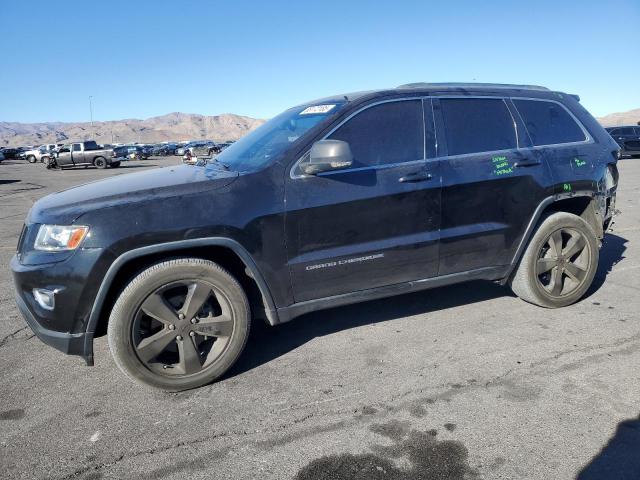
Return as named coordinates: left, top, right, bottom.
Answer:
left=510, top=212, right=598, bottom=308
left=27, top=155, right=36, bottom=163
left=107, top=258, right=251, bottom=391
left=94, top=157, right=107, bottom=169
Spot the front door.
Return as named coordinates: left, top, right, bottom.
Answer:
left=71, top=143, right=84, bottom=165
left=285, top=98, right=441, bottom=302
left=56, top=146, right=73, bottom=166
left=433, top=96, right=551, bottom=275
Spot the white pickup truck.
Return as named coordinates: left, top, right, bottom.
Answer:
left=23, top=144, right=59, bottom=163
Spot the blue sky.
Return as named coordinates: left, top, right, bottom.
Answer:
left=1, top=0, right=638, bottom=123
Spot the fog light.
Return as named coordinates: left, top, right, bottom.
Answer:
left=33, top=288, right=56, bottom=311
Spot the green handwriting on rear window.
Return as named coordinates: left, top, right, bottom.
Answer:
left=492, top=156, right=513, bottom=176
left=574, top=158, right=586, bottom=167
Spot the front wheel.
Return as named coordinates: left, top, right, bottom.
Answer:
left=510, top=212, right=599, bottom=308
left=27, top=155, right=37, bottom=163
left=107, top=258, right=251, bottom=391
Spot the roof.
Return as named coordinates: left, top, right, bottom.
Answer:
left=299, top=82, right=564, bottom=109
left=396, top=82, right=550, bottom=91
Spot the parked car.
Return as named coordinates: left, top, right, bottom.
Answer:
left=141, top=145, right=154, bottom=158
left=0, top=150, right=4, bottom=163
left=111, top=146, right=130, bottom=160
left=16, top=146, right=35, bottom=160
left=175, top=141, right=211, bottom=156
left=113, top=145, right=150, bottom=160
left=12, top=83, right=619, bottom=391
left=0, top=148, right=20, bottom=159
left=23, top=144, right=58, bottom=163
left=153, top=143, right=177, bottom=156
left=606, top=126, right=640, bottom=158
left=48, top=141, right=117, bottom=169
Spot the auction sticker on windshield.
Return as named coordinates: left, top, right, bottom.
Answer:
left=299, top=104, right=336, bottom=115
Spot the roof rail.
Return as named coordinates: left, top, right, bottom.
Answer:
left=397, top=82, right=550, bottom=91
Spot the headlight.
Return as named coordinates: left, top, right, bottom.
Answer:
left=34, top=225, right=89, bottom=251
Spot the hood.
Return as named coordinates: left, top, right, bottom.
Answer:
left=28, top=164, right=238, bottom=224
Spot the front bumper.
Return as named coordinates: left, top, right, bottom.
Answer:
left=11, top=248, right=108, bottom=365
left=14, top=293, right=92, bottom=363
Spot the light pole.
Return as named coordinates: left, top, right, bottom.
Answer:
left=89, top=96, right=94, bottom=125
left=89, top=96, right=94, bottom=140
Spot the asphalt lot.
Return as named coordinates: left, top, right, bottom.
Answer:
left=0, top=156, right=639, bottom=480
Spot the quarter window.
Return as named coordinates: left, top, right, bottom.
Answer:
left=439, top=98, right=517, bottom=156
left=328, top=100, right=424, bottom=167
left=513, top=99, right=586, bottom=146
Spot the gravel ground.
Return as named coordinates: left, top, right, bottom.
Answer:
left=0, top=156, right=638, bottom=480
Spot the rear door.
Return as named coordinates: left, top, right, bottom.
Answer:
left=285, top=98, right=441, bottom=302
left=511, top=98, right=593, bottom=187
left=434, top=96, right=551, bottom=275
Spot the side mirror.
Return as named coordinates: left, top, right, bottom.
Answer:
left=302, top=140, right=353, bottom=175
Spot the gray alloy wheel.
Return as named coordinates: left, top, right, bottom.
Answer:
left=535, top=228, right=591, bottom=297
left=108, top=258, right=250, bottom=391
left=94, top=157, right=107, bottom=169
left=510, top=212, right=598, bottom=308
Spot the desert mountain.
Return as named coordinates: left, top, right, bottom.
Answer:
left=3, top=107, right=638, bottom=148
left=597, top=108, right=640, bottom=127
left=0, top=112, right=265, bottom=147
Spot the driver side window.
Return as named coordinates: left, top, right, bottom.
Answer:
left=328, top=100, right=424, bottom=167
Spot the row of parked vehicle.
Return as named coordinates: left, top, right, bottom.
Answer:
left=0, top=140, right=236, bottom=167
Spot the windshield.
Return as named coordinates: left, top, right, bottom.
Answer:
left=212, top=102, right=345, bottom=172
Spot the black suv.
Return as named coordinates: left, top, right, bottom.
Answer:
left=606, top=125, right=640, bottom=157
left=11, top=83, right=619, bottom=391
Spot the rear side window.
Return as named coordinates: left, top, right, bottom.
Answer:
left=328, top=100, right=424, bottom=167
left=439, top=98, right=517, bottom=156
left=513, top=99, right=586, bottom=146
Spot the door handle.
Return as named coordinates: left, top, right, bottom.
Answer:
left=399, top=172, right=432, bottom=183
left=514, top=159, right=541, bottom=168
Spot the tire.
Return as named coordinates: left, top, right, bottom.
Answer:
left=27, top=155, right=36, bottom=163
left=510, top=212, right=599, bottom=308
left=94, top=157, right=107, bottom=169
left=111, top=161, right=121, bottom=168
left=107, top=258, right=251, bottom=391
